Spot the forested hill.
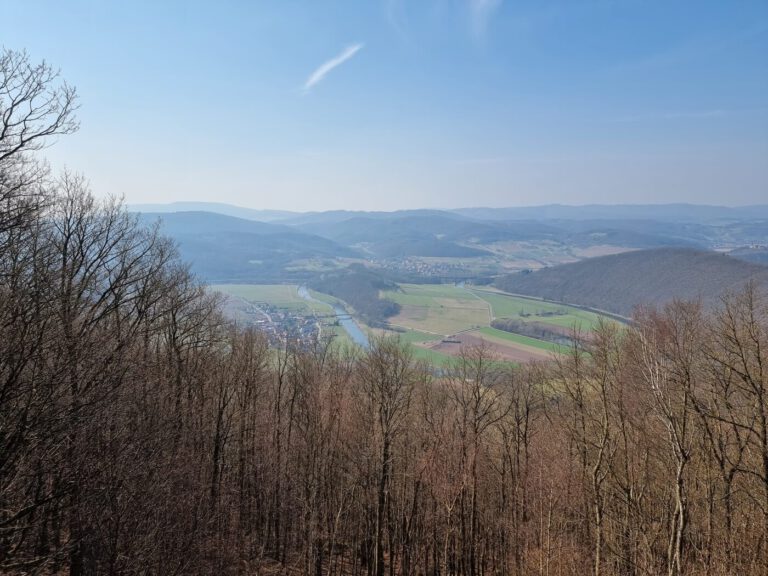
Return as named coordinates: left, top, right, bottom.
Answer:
left=135, top=211, right=358, bottom=282
left=5, top=46, right=768, bottom=576
left=495, top=247, right=768, bottom=316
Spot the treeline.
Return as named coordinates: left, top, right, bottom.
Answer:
left=3, top=49, right=768, bottom=576
left=491, top=318, right=571, bottom=345
left=308, top=264, right=400, bottom=327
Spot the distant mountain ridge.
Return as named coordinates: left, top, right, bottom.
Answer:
left=131, top=203, right=768, bottom=253
left=130, top=202, right=297, bottom=222
left=137, top=211, right=357, bottom=283
left=495, top=248, right=768, bottom=316
left=131, top=207, right=768, bottom=286
left=452, top=204, right=768, bottom=223
left=131, top=202, right=768, bottom=224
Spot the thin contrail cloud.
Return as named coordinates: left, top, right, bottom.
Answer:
left=470, top=0, right=502, bottom=38
left=303, top=43, right=364, bottom=91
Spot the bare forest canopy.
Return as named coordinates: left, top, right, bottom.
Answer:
left=3, top=48, right=768, bottom=576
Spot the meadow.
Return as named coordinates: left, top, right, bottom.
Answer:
left=380, top=283, right=608, bottom=334
left=211, top=284, right=332, bottom=314
left=469, top=288, right=606, bottom=330
left=212, top=282, right=613, bottom=365
left=381, top=283, right=490, bottom=335
left=378, top=283, right=616, bottom=363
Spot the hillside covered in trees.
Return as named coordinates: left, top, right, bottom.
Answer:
left=3, top=49, right=768, bottom=576
left=136, top=211, right=358, bottom=283
left=495, top=247, right=768, bottom=316
left=307, top=264, right=401, bottom=326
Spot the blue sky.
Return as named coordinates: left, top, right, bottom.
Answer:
left=2, top=0, right=767, bottom=210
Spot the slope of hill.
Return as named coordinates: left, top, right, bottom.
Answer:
left=132, top=203, right=768, bottom=257
left=293, top=214, right=494, bottom=257
left=279, top=209, right=467, bottom=226
left=292, top=214, right=563, bottom=256
left=291, top=211, right=766, bottom=255
left=131, top=202, right=768, bottom=225
left=136, top=211, right=357, bottom=282
left=137, top=211, right=294, bottom=235
left=132, top=207, right=768, bottom=285
left=495, top=248, right=768, bottom=316
left=307, top=264, right=400, bottom=326
left=729, top=246, right=768, bottom=265
left=130, top=202, right=297, bottom=222
left=454, top=204, right=768, bottom=223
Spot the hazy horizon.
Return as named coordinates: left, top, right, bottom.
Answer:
left=4, top=0, right=767, bottom=210
left=128, top=200, right=768, bottom=213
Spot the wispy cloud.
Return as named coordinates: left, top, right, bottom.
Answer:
left=303, top=44, right=364, bottom=92
left=385, top=0, right=406, bottom=38
left=470, top=0, right=502, bottom=39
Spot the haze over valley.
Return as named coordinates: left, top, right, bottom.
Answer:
left=3, top=1, right=768, bottom=575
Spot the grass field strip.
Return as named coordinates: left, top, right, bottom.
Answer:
left=379, top=283, right=619, bottom=362
left=213, top=282, right=615, bottom=365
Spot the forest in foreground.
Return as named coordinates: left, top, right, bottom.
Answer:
left=2, top=49, right=768, bottom=576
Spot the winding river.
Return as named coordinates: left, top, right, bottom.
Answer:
left=297, top=286, right=369, bottom=349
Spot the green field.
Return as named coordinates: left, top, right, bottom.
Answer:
left=385, top=328, right=441, bottom=345
left=383, top=283, right=481, bottom=306
left=308, top=289, right=344, bottom=307
left=381, top=284, right=600, bottom=335
left=377, top=283, right=617, bottom=361
left=470, top=289, right=605, bottom=330
left=212, top=284, right=366, bottom=349
left=323, top=326, right=357, bottom=349
left=475, top=327, right=562, bottom=353
left=407, top=345, right=458, bottom=367
left=380, top=283, right=606, bottom=335
left=211, top=284, right=332, bottom=314
left=382, top=284, right=490, bottom=335
left=213, top=282, right=614, bottom=364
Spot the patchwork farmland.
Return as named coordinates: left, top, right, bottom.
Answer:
left=210, top=282, right=618, bottom=366
left=379, top=283, right=615, bottom=363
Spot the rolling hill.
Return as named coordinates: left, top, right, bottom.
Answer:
left=287, top=210, right=767, bottom=256
left=495, top=247, right=768, bottom=316
left=453, top=204, right=768, bottom=223
left=290, top=213, right=493, bottom=257
left=133, top=203, right=768, bottom=259
left=130, top=202, right=296, bottom=222
left=132, top=202, right=768, bottom=226
left=729, top=246, right=768, bottom=265
left=133, top=206, right=768, bottom=287
left=136, top=211, right=357, bottom=282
